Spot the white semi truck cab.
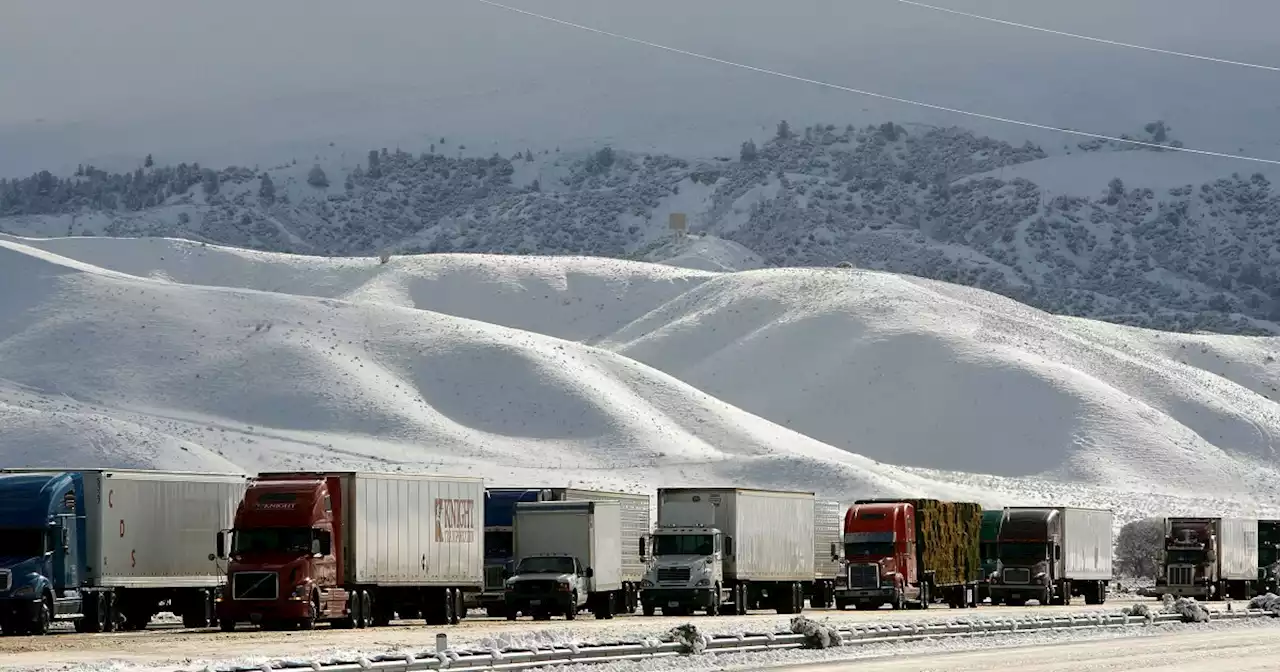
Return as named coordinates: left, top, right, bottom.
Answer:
left=642, top=523, right=725, bottom=615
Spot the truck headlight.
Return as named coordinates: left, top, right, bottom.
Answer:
left=12, top=585, right=36, bottom=598
left=557, top=582, right=571, bottom=592
left=290, top=583, right=310, bottom=601
left=642, top=579, right=654, bottom=588
left=695, top=578, right=710, bottom=587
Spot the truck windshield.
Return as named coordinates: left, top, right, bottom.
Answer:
left=1166, top=550, right=1204, bottom=564
left=4, top=528, right=46, bottom=557
left=485, top=531, right=513, bottom=559
left=654, top=534, right=714, bottom=556
left=845, top=542, right=894, bottom=557
left=232, top=527, right=312, bottom=554
left=998, top=543, right=1046, bottom=563
left=516, top=557, right=576, bottom=574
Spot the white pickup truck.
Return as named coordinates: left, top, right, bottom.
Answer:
left=503, top=500, right=623, bottom=620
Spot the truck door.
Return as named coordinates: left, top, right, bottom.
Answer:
left=53, top=514, right=79, bottom=597
left=902, top=506, right=917, bottom=585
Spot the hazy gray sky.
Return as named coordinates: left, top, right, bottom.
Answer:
left=3, top=0, right=1279, bottom=176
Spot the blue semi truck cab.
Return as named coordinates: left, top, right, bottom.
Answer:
left=0, top=472, right=87, bottom=635
left=475, top=489, right=552, bottom=617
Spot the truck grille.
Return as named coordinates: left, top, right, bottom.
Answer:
left=232, top=572, right=279, bottom=600
left=0, top=570, right=9, bottom=592
left=657, top=567, right=691, bottom=583
left=1167, top=566, right=1194, bottom=586
left=511, top=580, right=559, bottom=595
left=485, top=565, right=506, bottom=590
left=848, top=564, right=879, bottom=589
left=1002, top=568, right=1031, bottom=584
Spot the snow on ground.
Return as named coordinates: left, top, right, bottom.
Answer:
left=19, top=607, right=1275, bottom=672
left=2, top=235, right=1280, bottom=519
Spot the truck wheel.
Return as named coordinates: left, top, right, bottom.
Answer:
left=30, top=598, right=52, bottom=636
left=565, top=593, right=578, bottom=620
left=642, top=604, right=655, bottom=616
left=220, top=619, right=236, bottom=632
left=834, top=598, right=847, bottom=611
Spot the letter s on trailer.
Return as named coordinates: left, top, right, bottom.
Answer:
left=215, top=472, right=483, bottom=631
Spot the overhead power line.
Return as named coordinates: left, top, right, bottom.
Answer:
left=891, top=0, right=1280, bottom=73
left=469, top=0, right=1280, bottom=167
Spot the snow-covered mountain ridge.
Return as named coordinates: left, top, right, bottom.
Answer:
left=1, top=233, right=1278, bottom=525
left=5, top=122, right=1279, bottom=337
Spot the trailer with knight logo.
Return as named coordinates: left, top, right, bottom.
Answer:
left=214, top=472, right=483, bottom=631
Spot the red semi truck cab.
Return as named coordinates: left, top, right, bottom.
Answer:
left=214, top=475, right=352, bottom=631
left=836, top=501, right=917, bottom=610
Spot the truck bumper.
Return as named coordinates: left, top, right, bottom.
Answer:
left=1159, top=585, right=1211, bottom=599
left=988, top=585, right=1049, bottom=603
left=477, top=591, right=507, bottom=608
left=217, top=599, right=314, bottom=625
left=642, top=588, right=715, bottom=610
left=505, top=593, right=574, bottom=616
left=0, top=598, right=40, bottom=623
left=835, top=587, right=896, bottom=605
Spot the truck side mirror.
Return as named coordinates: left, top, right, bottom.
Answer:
left=1054, top=546, right=1061, bottom=561
left=61, top=526, right=69, bottom=552
left=724, top=536, right=734, bottom=556
left=585, top=567, right=594, bottom=578
left=320, top=533, right=332, bottom=556
left=216, top=531, right=227, bottom=560
left=830, top=542, right=839, bottom=561
left=639, top=538, right=647, bottom=561
left=311, top=538, right=322, bottom=557
left=502, top=568, right=512, bottom=579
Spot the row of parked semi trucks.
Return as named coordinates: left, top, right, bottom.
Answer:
left=0, top=468, right=1275, bottom=635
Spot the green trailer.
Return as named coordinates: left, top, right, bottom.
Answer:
left=1260, top=520, right=1280, bottom=594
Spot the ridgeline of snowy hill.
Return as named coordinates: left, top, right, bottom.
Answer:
left=5, top=123, right=1280, bottom=337
left=2, top=234, right=1278, bottom=525
left=0, top=237, right=963, bottom=502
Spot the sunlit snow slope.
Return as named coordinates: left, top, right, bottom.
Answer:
left=2, top=234, right=1279, bottom=521
left=0, top=237, right=966, bottom=502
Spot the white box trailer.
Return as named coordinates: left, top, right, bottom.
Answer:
left=1218, top=518, right=1260, bottom=581
left=505, top=501, right=626, bottom=619
left=1061, top=507, right=1113, bottom=581
left=644, top=488, right=815, bottom=616
left=809, top=499, right=844, bottom=608
left=3, top=468, right=247, bottom=631
left=514, top=501, right=622, bottom=592
left=340, top=472, right=484, bottom=587
left=658, top=488, right=815, bottom=581
left=222, top=471, right=483, bottom=629
left=556, top=489, right=650, bottom=583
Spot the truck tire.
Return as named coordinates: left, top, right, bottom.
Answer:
left=734, top=584, right=748, bottom=615
left=643, top=603, right=655, bottom=616
left=565, top=592, right=577, bottom=620
left=834, top=597, right=847, bottom=611
left=30, top=597, right=52, bottom=636
left=220, top=619, right=236, bottom=632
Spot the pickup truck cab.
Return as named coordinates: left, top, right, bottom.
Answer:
left=503, top=556, right=590, bottom=620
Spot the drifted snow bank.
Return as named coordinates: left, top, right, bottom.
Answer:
left=790, top=615, right=844, bottom=649
left=1249, top=592, right=1280, bottom=615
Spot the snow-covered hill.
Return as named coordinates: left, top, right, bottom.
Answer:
left=2, top=234, right=1278, bottom=524
left=6, top=123, right=1280, bottom=338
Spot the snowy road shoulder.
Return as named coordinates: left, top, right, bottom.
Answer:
left=553, top=616, right=1280, bottom=672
